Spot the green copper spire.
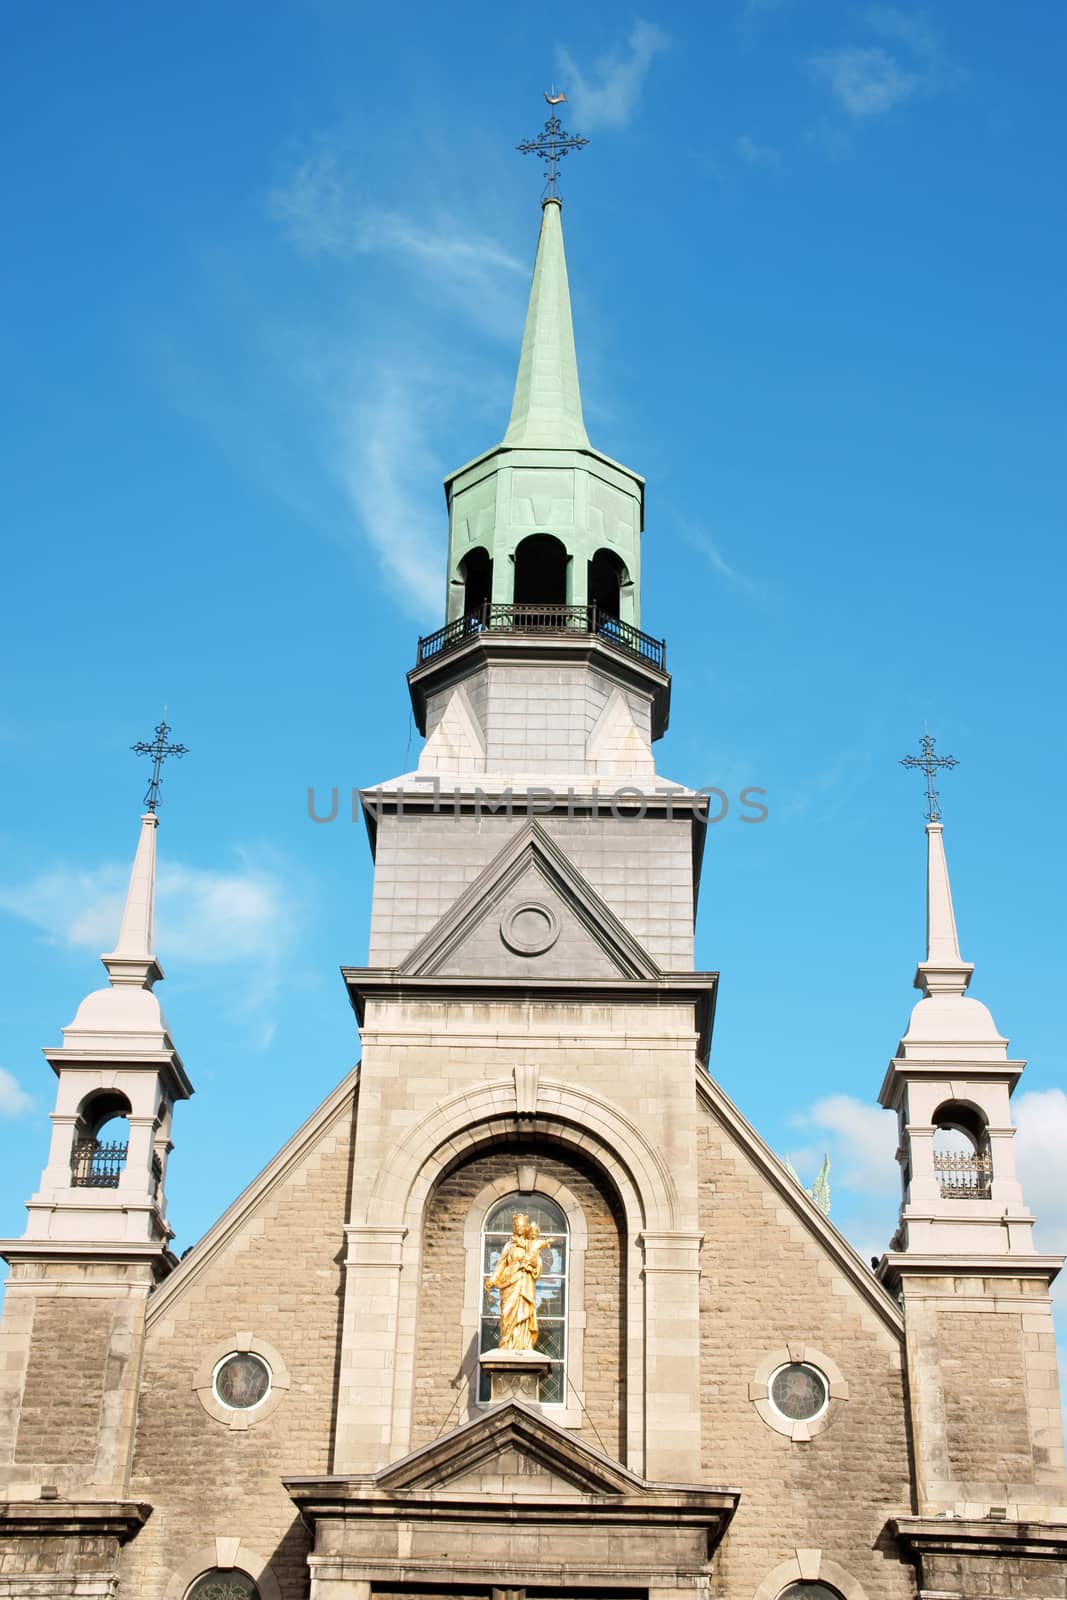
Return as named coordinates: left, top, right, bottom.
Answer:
left=503, top=197, right=590, bottom=450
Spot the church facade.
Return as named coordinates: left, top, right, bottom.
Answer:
left=1, top=188, right=1066, bottom=1600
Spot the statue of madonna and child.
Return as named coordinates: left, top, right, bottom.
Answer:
left=483, top=1212, right=547, bottom=1352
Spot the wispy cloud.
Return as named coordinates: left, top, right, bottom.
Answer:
left=261, top=152, right=531, bottom=616
left=333, top=366, right=445, bottom=613
left=1015, top=1088, right=1067, bottom=1250
left=677, top=521, right=758, bottom=593
left=809, top=8, right=960, bottom=122
left=557, top=22, right=671, bottom=131
left=790, top=1093, right=899, bottom=1193
left=810, top=46, right=919, bottom=118
left=0, top=854, right=300, bottom=1048
left=270, top=156, right=526, bottom=340
left=0, top=1068, right=33, bottom=1117
left=734, top=134, right=784, bottom=171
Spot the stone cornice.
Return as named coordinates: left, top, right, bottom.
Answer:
left=407, top=631, right=670, bottom=739
left=877, top=1252, right=1063, bottom=1293
left=891, top=1515, right=1067, bottom=1561
left=0, top=1499, right=151, bottom=1542
left=343, top=970, right=718, bottom=1065
left=879, top=1057, right=1025, bottom=1108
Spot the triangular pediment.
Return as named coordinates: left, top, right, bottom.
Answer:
left=376, top=1400, right=644, bottom=1496
left=400, top=821, right=660, bottom=980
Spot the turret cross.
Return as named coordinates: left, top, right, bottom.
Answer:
left=899, top=730, right=958, bottom=821
left=132, top=719, right=188, bottom=813
left=517, top=92, right=589, bottom=198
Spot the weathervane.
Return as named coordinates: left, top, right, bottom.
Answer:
left=516, top=90, right=589, bottom=198
left=899, top=730, right=958, bottom=822
left=132, top=719, right=188, bottom=814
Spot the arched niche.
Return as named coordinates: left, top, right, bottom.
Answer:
left=409, top=1150, right=624, bottom=1448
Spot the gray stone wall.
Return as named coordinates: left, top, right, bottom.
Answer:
left=118, top=1092, right=356, bottom=1599
left=696, top=1114, right=916, bottom=1600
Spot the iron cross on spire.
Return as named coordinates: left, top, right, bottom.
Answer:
left=516, top=91, right=589, bottom=198
left=899, top=730, right=958, bottom=822
left=132, top=719, right=189, bottom=814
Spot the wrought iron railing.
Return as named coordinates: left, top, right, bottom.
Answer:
left=70, top=1139, right=128, bottom=1189
left=933, top=1150, right=993, bottom=1199
left=416, top=603, right=666, bottom=672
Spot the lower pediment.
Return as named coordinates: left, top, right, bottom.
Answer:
left=286, top=1403, right=739, bottom=1587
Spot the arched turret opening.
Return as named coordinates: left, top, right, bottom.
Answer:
left=460, top=546, right=493, bottom=623
left=71, top=1090, right=131, bottom=1188
left=931, top=1099, right=992, bottom=1198
left=513, top=533, right=568, bottom=607
left=588, top=547, right=627, bottom=623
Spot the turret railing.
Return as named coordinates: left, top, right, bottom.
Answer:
left=933, top=1149, right=993, bottom=1199
left=416, top=604, right=666, bottom=672
left=70, top=1139, right=128, bottom=1189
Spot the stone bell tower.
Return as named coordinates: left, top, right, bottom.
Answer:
left=326, top=185, right=717, bottom=1496
left=878, top=796, right=1066, bottom=1522
left=0, top=803, right=191, bottom=1560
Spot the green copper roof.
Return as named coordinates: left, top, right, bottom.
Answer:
left=503, top=197, right=590, bottom=450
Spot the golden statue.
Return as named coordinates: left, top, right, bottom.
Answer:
left=484, top=1213, right=545, bottom=1351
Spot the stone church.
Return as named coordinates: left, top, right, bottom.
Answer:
left=1, top=182, right=1065, bottom=1600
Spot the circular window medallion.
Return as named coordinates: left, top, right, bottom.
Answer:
left=749, top=1345, right=847, bottom=1440
left=213, top=1352, right=271, bottom=1411
left=770, top=1362, right=828, bottom=1422
left=500, top=901, right=560, bottom=956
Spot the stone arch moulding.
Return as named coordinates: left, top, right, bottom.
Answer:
left=369, top=1076, right=674, bottom=1471
left=162, top=1538, right=282, bottom=1600
left=367, top=1076, right=679, bottom=1234
left=752, top=1550, right=870, bottom=1600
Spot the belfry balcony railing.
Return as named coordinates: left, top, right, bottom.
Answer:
left=416, top=603, right=667, bottom=672
left=933, top=1149, right=993, bottom=1200
left=70, top=1139, right=128, bottom=1189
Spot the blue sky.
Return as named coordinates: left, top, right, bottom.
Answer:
left=2, top=2, right=1065, bottom=1379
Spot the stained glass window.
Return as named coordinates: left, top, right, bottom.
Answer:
left=769, top=1362, right=828, bottom=1422
left=779, top=1584, right=843, bottom=1600
left=480, top=1193, right=567, bottom=1404
left=212, top=1352, right=271, bottom=1411
left=186, top=1571, right=260, bottom=1600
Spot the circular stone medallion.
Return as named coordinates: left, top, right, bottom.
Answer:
left=500, top=901, right=560, bottom=956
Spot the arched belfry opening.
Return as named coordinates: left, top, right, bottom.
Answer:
left=931, top=1098, right=992, bottom=1198
left=588, top=547, right=627, bottom=622
left=513, top=533, right=568, bottom=607
left=71, top=1089, right=131, bottom=1189
left=460, top=546, right=492, bottom=621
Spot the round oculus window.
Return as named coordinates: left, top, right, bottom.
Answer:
left=212, top=1352, right=271, bottom=1411
left=769, top=1361, right=829, bottom=1422
left=500, top=901, right=560, bottom=956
